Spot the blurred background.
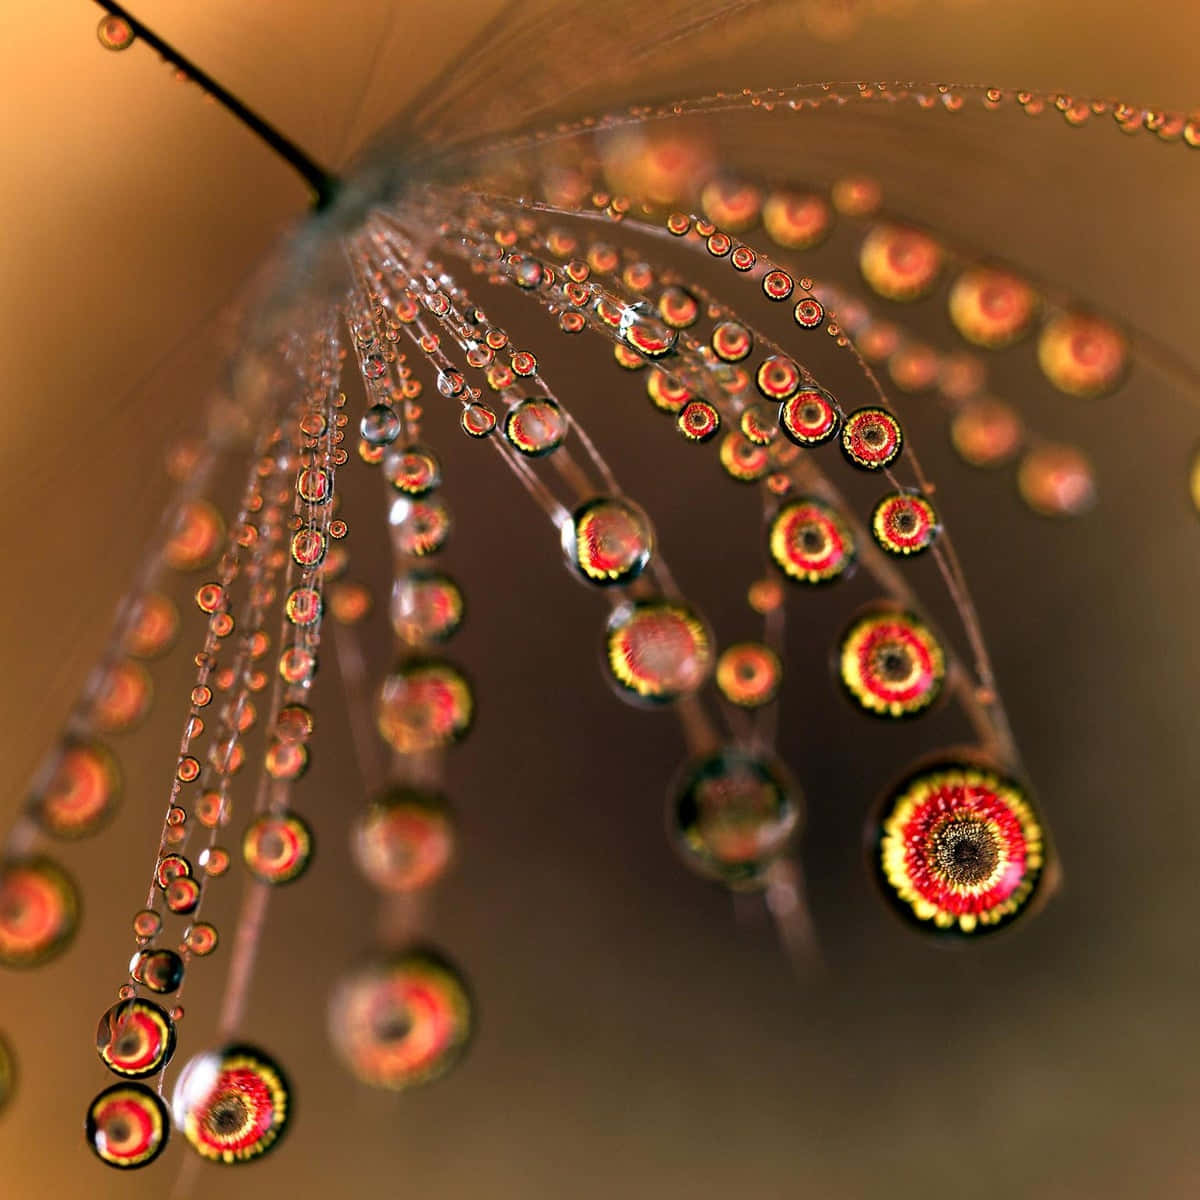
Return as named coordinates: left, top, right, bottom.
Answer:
left=1, top=1, right=1198, bottom=1196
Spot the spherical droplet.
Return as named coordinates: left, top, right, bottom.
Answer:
left=96, top=15, right=136, bottom=51
left=646, top=371, right=691, bottom=414
left=671, top=749, right=800, bottom=887
left=761, top=269, right=794, bottom=302
left=37, top=740, right=121, bottom=838
left=676, top=400, right=721, bottom=443
left=391, top=572, right=465, bottom=643
left=840, top=407, right=903, bottom=470
left=948, top=266, right=1038, bottom=348
left=166, top=500, right=225, bottom=572
left=860, top=225, right=943, bottom=301
left=386, top=445, right=442, bottom=496
left=96, top=998, right=177, bottom=1079
left=460, top=401, right=497, bottom=438
left=129, top=948, right=184, bottom=994
left=715, top=642, right=782, bottom=708
left=391, top=497, right=452, bottom=557
left=242, top=811, right=314, bottom=886
left=86, top=1083, right=169, bottom=1170
left=711, top=321, right=753, bottom=362
left=755, top=355, right=802, bottom=402
left=132, top=909, right=161, bottom=939
left=871, top=492, right=940, bottom=556
left=329, top=950, right=473, bottom=1091
left=124, top=592, right=178, bottom=658
left=184, top=922, right=219, bottom=956
left=1017, top=444, right=1097, bottom=517
left=1037, top=312, right=1128, bottom=397
left=604, top=600, right=713, bottom=705
left=155, top=853, right=192, bottom=889
left=199, top=846, right=230, bottom=877
left=874, top=760, right=1045, bottom=935
left=793, top=297, right=825, bottom=330
left=719, top=432, right=772, bottom=482
left=779, top=388, right=840, bottom=447
left=352, top=788, right=455, bottom=894
left=504, top=398, right=568, bottom=456
left=768, top=498, right=856, bottom=584
left=0, top=857, right=79, bottom=967
left=91, top=661, right=153, bottom=734
left=838, top=608, right=945, bottom=718
left=950, top=399, right=1024, bottom=467
left=763, top=190, right=832, bottom=249
left=165, top=876, right=201, bottom=915
left=360, top=403, right=402, bottom=447
left=564, top=497, right=653, bottom=585
left=173, top=1044, right=290, bottom=1163
left=377, top=660, right=473, bottom=753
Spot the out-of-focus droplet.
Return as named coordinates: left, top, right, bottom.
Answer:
left=242, top=812, right=314, bottom=885
left=0, top=857, right=79, bottom=966
left=671, top=748, right=799, bottom=887
left=377, top=660, right=474, bottom=752
left=352, top=788, right=455, bottom=894
left=1017, top=444, right=1097, bottom=516
left=329, top=950, right=473, bottom=1091
left=604, top=600, right=713, bottom=705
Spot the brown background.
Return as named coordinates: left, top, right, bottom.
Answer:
left=1, top=2, right=1199, bottom=1197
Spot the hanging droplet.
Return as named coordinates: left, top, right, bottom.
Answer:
left=754, top=355, right=802, bottom=402
left=165, top=500, right=225, bottom=571
left=763, top=190, right=832, bottom=249
left=460, top=401, right=497, bottom=438
left=604, top=600, right=713, bottom=705
left=165, top=876, right=201, bottom=915
left=199, top=846, right=230, bottom=877
left=646, top=371, right=691, bottom=414
left=715, top=643, right=782, bottom=708
left=840, top=407, right=903, bottom=470
left=792, top=297, right=825, bottom=330
left=874, top=760, right=1045, bottom=936
left=950, top=398, right=1024, bottom=467
left=96, top=16, right=136, bottom=52
left=390, top=498, right=452, bottom=557
left=676, top=400, right=721, bottom=443
left=184, top=922, right=219, bottom=956
left=173, top=1044, right=290, bottom=1163
left=837, top=607, right=945, bottom=718
left=504, top=398, right=568, bottom=456
left=328, top=950, right=473, bottom=1091
left=870, top=492, right=940, bottom=556
left=1017, top=444, right=1097, bottom=516
left=37, top=740, right=121, bottom=838
left=132, top=909, right=161, bottom=939
left=711, top=321, right=753, bottom=362
left=768, top=498, right=856, bottom=584
left=377, top=660, right=474, bottom=752
left=779, top=388, right=840, bottom=447
left=386, top=445, right=442, bottom=496
left=0, top=857, right=79, bottom=966
left=129, top=947, right=184, bottom=994
left=360, top=404, right=402, bottom=447
left=242, top=812, right=314, bottom=886
left=96, top=998, right=177, bottom=1079
left=859, top=225, right=943, bottom=301
left=562, top=498, right=653, bottom=586
left=948, top=266, right=1038, bottom=349
left=86, top=1083, right=170, bottom=1170
left=352, top=788, right=455, bottom=894
left=391, top=572, right=465, bottom=644
left=124, top=592, right=178, bottom=659
left=719, top=433, right=772, bottom=482
left=1037, top=312, right=1128, bottom=397
left=670, top=749, right=800, bottom=887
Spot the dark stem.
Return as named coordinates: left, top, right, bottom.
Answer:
left=92, top=0, right=340, bottom=210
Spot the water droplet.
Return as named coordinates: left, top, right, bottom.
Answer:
left=242, top=811, right=313, bottom=885
left=352, top=788, right=455, bottom=894
left=1037, top=312, right=1128, bottom=397
left=768, top=498, right=856, bottom=584
left=504, top=398, right=568, bottom=456
left=840, top=407, right=903, bottom=470
left=377, top=660, right=474, bottom=752
left=779, top=388, right=839, bottom=446
left=671, top=749, right=799, bottom=887
left=871, top=492, right=940, bottom=556
left=386, top=445, right=442, bottom=496
left=1017, top=444, right=1097, bottom=517
left=676, top=400, right=721, bottom=443
left=874, top=760, right=1045, bottom=935
left=562, top=497, right=653, bottom=585
left=173, top=1044, right=290, bottom=1162
left=860, top=225, right=943, bottom=301
left=38, top=740, right=120, bottom=838
left=0, top=857, right=79, bottom=966
left=329, top=951, right=472, bottom=1090
left=129, top=947, right=184, bottom=994
left=948, top=267, right=1038, bottom=349
left=604, top=600, right=713, bottom=705
left=86, top=1082, right=169, bottom=1169
left=96, top=998, right=176, bottom=1079
left=838, top=607, right=945, bottom=718
left=715, top=643, right=782, bottom=708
